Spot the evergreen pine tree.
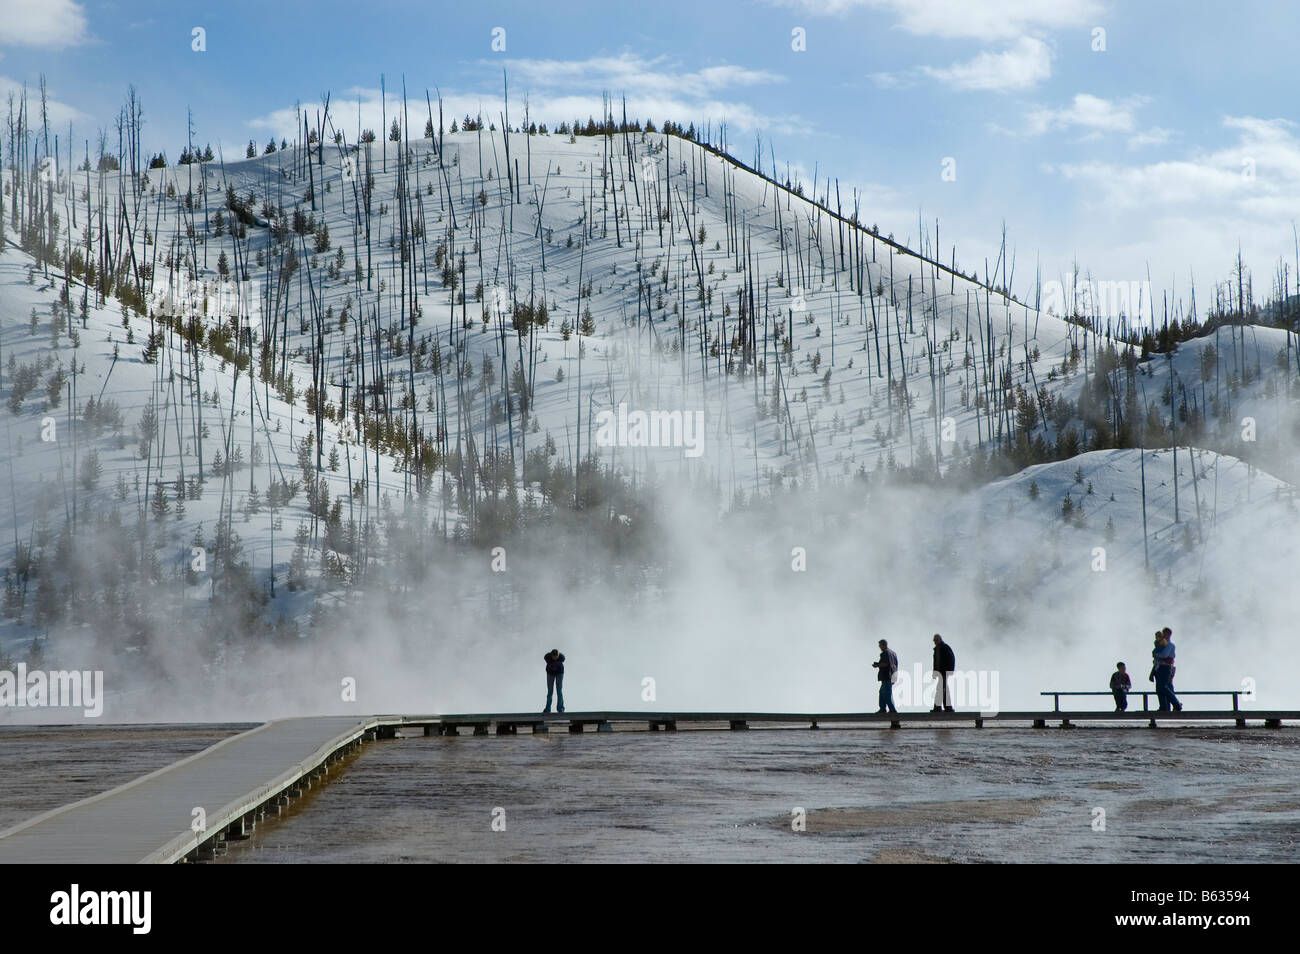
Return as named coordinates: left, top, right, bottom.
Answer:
left=80, top=449, right=101, bottom=491
left=151, top=481, right=170, bottom=520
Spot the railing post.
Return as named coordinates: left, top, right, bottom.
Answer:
left=1232, top=692, right=1239, bottom=712
left=1054, top=694, right=1060, bottom=713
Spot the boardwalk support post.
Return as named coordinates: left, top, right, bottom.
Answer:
left=729, top=720, right=749, bottom=730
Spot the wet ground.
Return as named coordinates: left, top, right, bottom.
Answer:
left=208, top=725, right=1300, bottom=863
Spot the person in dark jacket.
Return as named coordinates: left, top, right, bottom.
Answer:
left=543, top=649, right=566, bottom=713
left=1110, top=662, right=1131, bottom=711
left=931, top=634, right=956, bottom=712
left=1152, top=631, right=1180, bottom=712
left=872, top=639, right=899, bottom=714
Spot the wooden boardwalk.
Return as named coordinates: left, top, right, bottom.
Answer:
left=425, top=709, right=1300, bottom=733
left=1, top=709, right=1295, bottom=864
left=0, top=716, right=380, bottom=864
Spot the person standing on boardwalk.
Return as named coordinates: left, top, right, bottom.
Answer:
left=1153, top=631, right=1181, bottom=712
left=1110, top=662, right=1131, bottom=712
left=543, top=649, right=566, bottom=713
left=931, top=634, right=956, bottom=712
left=872, top=639, right=899, bottom=714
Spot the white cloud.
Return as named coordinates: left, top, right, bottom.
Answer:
left=1026, top=93, right=1143, bottom=137
left=1127, top=127, right=1172, bottom=149
left=772, top=0, right=1104, bottom=41
left=1055, top=116, right=1300, bottom=219
left=1025, top=116, right=1300, bottom=322
left=0, top=75, right=87, bottom=126
left=251, top=55, right=798, bottom=140
left=504, top=54, right=783, bottom=97
left=922, top=36, right=1051, bottom=91
left=0, top=0, right=89, bottom=49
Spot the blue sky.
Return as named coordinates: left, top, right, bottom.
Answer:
left=4, top=0, right=1299, bottom=317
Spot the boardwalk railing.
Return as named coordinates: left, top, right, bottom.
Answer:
left=1041, top=690, right=1243, bottom=713
left=420, top=707, right=1289, bottom=734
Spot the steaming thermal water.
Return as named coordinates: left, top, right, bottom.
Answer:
left=216, top=727, right=1300, bottom=863
left=0, top=724, right=253, bottom=830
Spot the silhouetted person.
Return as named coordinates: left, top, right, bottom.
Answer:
left=932, top=633, right=956, bottom=712
left=1110, top=662, right=1131, bottom=712
left=1153, top=630, right=1181, bottom=712
left=543, top=649, right=565, bottom=713
left=872, top=639, right=899, bottom=714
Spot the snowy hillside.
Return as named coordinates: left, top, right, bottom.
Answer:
left=3, top=119, right=1300, bottom=717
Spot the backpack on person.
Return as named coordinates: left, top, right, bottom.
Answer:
left=888, top=650, right=899, bottom=684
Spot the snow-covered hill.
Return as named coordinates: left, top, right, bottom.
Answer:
left=3, top=124, right=1299, bottom=719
